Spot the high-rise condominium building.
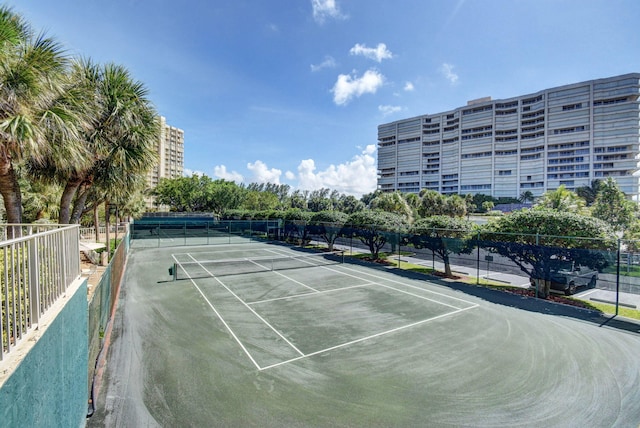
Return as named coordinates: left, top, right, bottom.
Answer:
left=146, top=116, right=184, bottom=208
left=377, top=73, right=640, bottom=199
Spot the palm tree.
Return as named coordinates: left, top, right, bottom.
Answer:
left=54, top=62, right=159, bottom=224
left=518, top=190, right=535, bottom=204
left=534, top=185, right=586, bottom=214
left=0, top=7, right=82, bottom=231
left=576, top=179, right=602, bottom=206
left=370, top=191, right=414, bottom=222
left=20, top=176, right=62, bottom=222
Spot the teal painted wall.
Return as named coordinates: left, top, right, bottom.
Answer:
left=0, top=280, right=88, bottom=428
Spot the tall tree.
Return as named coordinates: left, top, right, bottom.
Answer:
left=591, top=177, right=636, bottom=231
left=57, top=62, right=159, bottom=224
left=20, top=174, right=62, bottom=222
left=418, top=190, right=445, bottom=217
left=282, top=209, right=312, bottom=245
left=347, top=210, right=408, bottom=259
left=290, top=189, right=308, bottom=210
left=336, top=194, right=365, bottom=214
left=360, top=190, right=382, bottom=207
left=310, top=210, right=349, bottom=251
left=410, top=216, right=474, bottom=277
left=308, top=188, right=333, bottom=212
left=0, top=7, right=82, bottom=229
left=533, top=185, right=586, bottom=214
left=418, top=190, right=466, bottom=218
left=443, top=194, right=467, bottom=217
left=370, top=191, right=413, bottom=222
left=575, top=179, right=602, bottom=206
left=242, top=190, right=279, bottom=211
left=518, top=191, right=535, bottom=204
left=481, top=210, right=615, bottom=298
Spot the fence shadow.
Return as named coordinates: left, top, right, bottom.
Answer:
left=339, top=255, right=640, bottom=336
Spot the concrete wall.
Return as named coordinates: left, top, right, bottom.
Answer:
left=0, top=279, right=88, bottom=428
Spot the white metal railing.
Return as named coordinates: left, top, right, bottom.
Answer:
left=0, top=224, right=80, bottom=360
left=79, top=225, right=127, bottom=240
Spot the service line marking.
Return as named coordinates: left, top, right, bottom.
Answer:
left=178, top=248, right=480, bottom=371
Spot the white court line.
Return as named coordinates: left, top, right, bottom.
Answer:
left=339, top=263, right=478, bottom=307
left=247, top=282, right=378, bottom=305
left=184, top=254, right=306, bottom=358
left=245, top=258, right=319, bottom=293
left=259, top=305, right=477, bottom=371
left=175, top=248, right=480, bottom=372
left=265, top=248, right=475, bottom=309
left=171, top=254, right=263, bottom=371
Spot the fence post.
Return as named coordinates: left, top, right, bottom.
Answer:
left=476, top=231, right=480, bottom=285
left=535, top=233, right=540, bottom=298
left=397, top=231, right=401, bottom=268
left=616, top=237, right=621, bottom=316
left=350, top=223, right=353, bottom=255
left=28, top=238, right=41, bottom=327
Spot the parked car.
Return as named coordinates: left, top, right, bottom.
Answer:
left=530, top=259, right=598, bottom=296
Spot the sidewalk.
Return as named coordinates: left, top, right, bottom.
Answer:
left=337, top=244, right=640, bottom=311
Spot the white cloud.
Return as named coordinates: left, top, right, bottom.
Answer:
left=285, top=171, right=296, bottom=180
left=247, top=160, right=282, bottom=184
left=349, top=43, right=393, bottom=62
left=404, top=81, right=415, bottom=91
left=311, top=0, right=346, bottom=24
left=332, top=69, right=385, bottom=105
left=296, top=145, right=377, bottom=196
left=440, top=63, right=459, bottom=85
left=310, top=55, right=337, bottom=72
left=213, top=165, right=244, bottom=182
left=378, top=105, right=402, bottom=116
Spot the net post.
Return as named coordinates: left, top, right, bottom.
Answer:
left=172, top=262, right=178, bottom=281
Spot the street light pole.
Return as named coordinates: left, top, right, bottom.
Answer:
left=616, top=236, right=621, bottom=316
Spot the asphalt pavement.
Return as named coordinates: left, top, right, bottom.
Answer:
left=332, top=242, right=640, bottom=311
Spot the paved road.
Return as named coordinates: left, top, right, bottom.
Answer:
left=333, top=242, right=640, bottom=310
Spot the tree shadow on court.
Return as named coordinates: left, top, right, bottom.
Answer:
left=339, top=256, right=640, bottom=336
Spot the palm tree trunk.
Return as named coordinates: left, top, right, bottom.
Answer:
left=92, top=205, right=100, bottom=242
left=0, top=153, right=23, bottom=237
left=59, top=178, right=83, bottom=224
left=70, top=183, right=91, bottom=224
left=105, top=201, right=110, bottom=263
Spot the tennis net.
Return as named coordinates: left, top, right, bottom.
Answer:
left=171, top=250, right=344, bottom=280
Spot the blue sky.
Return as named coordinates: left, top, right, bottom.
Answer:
left=7, top=0, right=640, bottom=196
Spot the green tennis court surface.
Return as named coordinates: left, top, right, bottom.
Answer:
left=171, top=246, right=477, bottom=371
left=89, top=241, right=640, bottom=427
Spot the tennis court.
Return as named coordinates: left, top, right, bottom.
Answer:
left=171, top=246, right=478, bottom=371
left=90, top=239, right=640, bottom=427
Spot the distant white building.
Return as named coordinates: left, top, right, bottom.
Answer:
left=377, top=73, right=640, bottom=199
left=146, top=116, right=184, bottom=209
